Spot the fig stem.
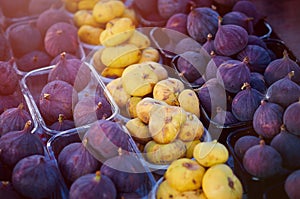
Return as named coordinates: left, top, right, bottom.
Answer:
left=1, top=181, right=10, bottom=186
left=32, top=55, right=38, bottom=63
left=97, top=102, right=102, bottom=110
left=58, top=114, right=64, bottom=123
left=207, top=33, right=213, bottom=40
left=288, top=71, right=294, bottom=79
left=94, top=171, right=101, bottom=182
left=216, top=106, right=223, bottom=113
left=218, top=16, right=223, bottom=27
left=60, top=52, right=67, bottom=59
left=82, top=138, right=88, bottom=147
left=259, top=139, right=265, bottom=146
left=43, top=93, right=50, bottom=99
left=18, top=103, right=24, bottom=110
left=56, top=30, right=63, bottom=35
left=242, top=56, right=249, bottom=64
left=241, top=82, right=250, bottom=90
left=24, top=120, right=32, bottom=130
left=118, top=147, right=122, bottom=156
left=282, top=50, right=289, bottom=59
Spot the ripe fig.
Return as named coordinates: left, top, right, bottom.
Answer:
left=253, top=100, right=284, bottom=139
left=133, top=0, right=158, bottom=17
left=212, top=106, right=238, bottom=126
left=48, top=53, right=91, bottom=91
left=283, top=99, right=300, bottom=136
left=264, top=50, right=300, bottom=85
left=0, top=121, right=44, bottom=167
left=250, top=72, right=267, bottom=94
left=232, top=0, right=261, bottom=25
left=202, top=33, right=215, bottom=54
left=16, top=50, right=51, bottom=72
left=247, top=35, right=267, bottom=49
left=231, top=83, right=264, bottom=121
left=243, top=140, right=283, bottom=179
left=69, top=171, right=117, bottom=199
left=50, top=52, right=78, bottom=65
left=285, top=170, right=300, bottom=199
left=0, top=181, right=23, bottom=199
left=0, top=29, right=11, bottom=61
left=73, top=95, right=112, bottom=127
left=222, top=11, right=254, bottom=34
left=205, top=52, right=231, bottom=80
left=174, top=37, right=202, bottom=54
left=266, top=71, right=300, bottom=108
left=234, top=135, right=260, bottom=160
left=0, top=103, right=32, bottom=136
left=12, top=155, right=60, bottom=199
left=165, top=13, right=188, bottom=35
left=157, top=0, right=189, bottom=19
left=49, top=114, right=75, bottom=131
left=216, top=57, right=251, bottom=93
left=0, top=58, right=18, bottom=96
left=0, top=94, right=19, bottom=115
left=39, top=80, right=78, bottom=125
left=29, top=0, right=61, bottom=15
left=0, top=0, right=29, bottom=18
left=58, top=140, right=101, bottom=184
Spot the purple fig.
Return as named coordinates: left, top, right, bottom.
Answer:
left=205, top=51, right=231, bottom=80
left=222, top=11, right=254, bottom=34
left=250, top=72, right=267, bottom=94
left=0, top=58, right=18, bottom=95
left=285, top=170, right=300, bottom=199
left=50, top=52, right=78, bottom=65
left=234, top=135, right=260, bottom=160
left=212, top=106, right=238, bottom=125
left=16, top=50, right=51, bottom=72
left=283, top=98, right=300, bottom=136
left=165, top=13, right=188, bottom=35
left=49, top=114, right=75, bottom=131
left=202, top=33, right=215, bottom=54
left=232, top=0, right=261, bottom=25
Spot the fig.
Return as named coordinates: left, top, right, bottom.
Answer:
left=205, top=52, right=231, bottom=80
left=165, top=13, right=188, bottom=35
left=283, top=99, right=300, bottom=136
left=58, top=140, right=101, bottom=184
left=237, top=45, right=271, bottom=73
left=0, top=29, right=11, bottom=61
left=8, top=21, right=42, bottom=58
left=253, top=100, right=284, bottom=139
left=216, top=57, right=251, bottom=93
left=49, top=114, right=75, bottom=131
left=0, top=121, right=44, bottom=167
left=0, top=94, right=20, bottom=114
left=174, top=37, right=203, bottom=54
left=73, top=96, right=112, bottom=127
left=69, top=171, right=117, bottom=199
left=270, top=126, right=300, bottom=169
left=214, top=18, right=248, bottom=56
left=266, top=71, right=300, bottom=108
left=0, top=58, right=18, bottom=95
left=133, top=0, right=158, bottom=16
left=100, top=149, right=147, bottom=193
left=250, top=72, right=267, bottom=94
left=28, top=0, right=61, bottom=15
left=222, top=11, right=254, bottom=34
left=264, top=50, right=300, bottom=85
left=50, top=52, right=78, bottom=65
left=234, top=135, right=260, bottom=160
left=0, top=181, right=23, bottom=199
left=12, top=154, right=60, bottom=199
left=176, top=51, right=209, bottom=83
left=39, top=80, right=78, bottom=125
left=231, top=83, right=264, bottom=121
left=243, top=140, right=283, bottom=179
left=232, top=0, right=261, bottom=25
left=44, top=22, right=79, bottom=57
left=48, top=53, right=91, bottom=91
left=212, top=106, right=238, bottom=126
left=285, top=170, right=300, bottom=199
left=157, top=0, right=189, bottom=19
left=36, top=8, right=71, bottom=36
left=247, top=35, right=267, bottom=49
left=187, top=7, right=219, bottom=44
left=16, top=50, right=51, bottom=72
left=0, top=103, right=32, bottom=136
left=83, top=120, right=130, bottom=161
left=0, top=0, right=29, bottom=18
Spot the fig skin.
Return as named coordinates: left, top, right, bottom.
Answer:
left=16, top=50, right=51, bottom=72
left=205, top=52, right=231, bottom=80
left=39, top=80, right=78, bottom=125
left=232, top=0, right=261, bottom=25
left=0, top=0, right=30, bottom=18
left=73, top=95, right=112, bottom=127
left=234, top=135, right=260, bottom=160
left=284, top=170, right=300, bottom=199
left=283, top=99, right=300, bottom=136
left=165, top=13, right=188, bottom=35
left=58, top=141, right=101, bottom=184
left=0, top=58, right=18, bottom=96
left=0, top=121, right=44, bottom=167
left=49, top=114, right=75, bottom=131
left=29, top=0, right=62, bottom=15
left=0, top=29, right=11, bottom=61
left=12, top=155, right=60, bottom=199
left=212, top=106, right=238, bottom=126
left=157, top=0, right=189, bottom=19
left=222, top=11, right=254, bottom=34
left=69, top=171, right=117, bottom=199
left=202, top=33, right=215, bottom=54
left=247, top=35, right=267, bottom=49
left=0, top=181, right=23, bottom=199
left=253, top=100, right=284, bottom=139
left=50, top=52, right=78, bottom=65
left=0, top=94, right=20, bottom=115
left=250, top=72, right=267, bottom=94
left=0, top=103, right=32, bottom=136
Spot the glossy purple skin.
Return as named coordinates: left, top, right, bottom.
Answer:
left=157, top=0, right=189, bottom=19
left=253, top=101, right=284, bottom=139
left=232, top=0, right=261, bottom=25
left=212, top=109, right=238, bottom=126
left=12, top=155, right=60, bottom=199
left=166, top=13, right=188, bottom=35
left=205, top=55, right=231, bottom=80
left=283, top=100, right=300, bottom=136
left=222, top=11, right=254, bottom=34
left=69, top=172, right=117, bottom=199
left=0, top=182, right=23, bottom=199
left=214, top=24, right=248, bottom=56
left=216, top=59, right=251, bottom=93
left=16, top=50, right=51, bottom=72
left=250, top=72, right=267, bottom=94
left=285, top=170, right=300, bottom=199
left=187, top=7, right=219, bottom=44
left=0, top=59, right=18, bottom=95
left=202, top=35, right=215, bottom=54
left=234, top=135, right=260, bottom=160
left=58, top=142, right=101, bottom=184
left=266, top=76, right=300, bottom=108
left=237, top=45, right=271, bottom=73
left=271, top=129, right=300, bottom=169
left=232, top=86, right=264, bottom=122
left=49, top=118, right=75, bottom=131
left=247, top=35, right=267, bottom=49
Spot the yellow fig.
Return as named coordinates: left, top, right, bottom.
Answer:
left=101, top=67, right=124, bottom=78
left=184, top=140, right=201, bottom=159
left=139, top=47, right=160, bottom=63
left=143, top=61, right=168, bottom=81
left=156, top=180, right=180, bottom=199
left=178, top=113, right=204, bottom=142
left=127, top=30, right=150, bottom=49
left=125, top=96, right=142, bottom=118
left=73, top=10, right=103, bottom=27
left=125, top=118, right=152, bottom=144
left=78, top=0, right=98, bottom=10
left=92, top=0, right=125, bottom=23
left=78, top=25, right=103, bottom=45
left=106, top=77, right=131, bottom=108
left=178, top=89, right=200, bottom=118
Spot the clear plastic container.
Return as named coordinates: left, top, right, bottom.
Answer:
left=20, top=62, right=119, bottom=136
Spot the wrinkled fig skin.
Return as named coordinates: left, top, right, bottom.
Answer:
left=283, top=100, right=300, bottom=136
left=205, top=53, right=231, bottom=80
left=0, top=181, right=23, bottom=199
left=264, top=51, right=300, bottom=86
left=214, top=23, right=248, bottom=56
left=39, top=80, right=79, bottom=125
left=237, top=45, right=271, bottom=73
left=157, top=0, right=189, bottom=19
left=166, top=13, right=188, bottom=35
left=253, top=101, right=284, bottom=139
left=232, top=0, right=261, bottom=25
left=271, top=128, right=300, bottom=169
left=250, top=72, right=267, bottom=94
left=12, top=155, right=60, bottom=199
left=222, top=11, right=254, bottom=34
left=266, top=74, right=300, bottom=108
left=231, top=84, right=264, bottom=122
left=243, top=140, right=283, bottom=179
left=16, top=50, right=51, bottom=72
left=0, top=104, right=32, bottom=136
left=0, top=59, right=18, bottom=96
left=0, top=121, right=44, bottom=167
left=58, top=142, right=101, bottom=184
left=285, top=170, right=300, bottom=199
left=234, top=135, right=260, bottom=160
left=83, top=120, right=130, bottom=160
left=212, top=107, right=238, bottom=126
left=69, top=172, right=117, bottom=199
left=187, top=7, right=219, bottom=44
left=49, top=114, right=75, bottom=131
left=73, top=95, right=112, bottom=127
left=216, top=59, right=251, bottom=93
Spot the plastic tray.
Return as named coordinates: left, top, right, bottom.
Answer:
left=46, top=122, right=157, bottom=199
left=20, top=63, right=119, bottom=136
